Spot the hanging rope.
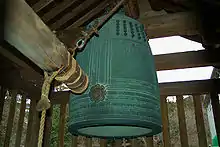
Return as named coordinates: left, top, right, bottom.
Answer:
left=36, top=66, right=64, bottom=147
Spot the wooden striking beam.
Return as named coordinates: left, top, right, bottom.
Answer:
left=4, top=91, right=17, bottom=147
left=51, top=0, right=101, bottom=30
left=160, top=96, right=170, bottom=147
left=32, top=0, right=54, bottom=13
left=155, top=49, right=220, bottom=71
left=15, top=95, right=26, bottom=147
left=42, top=0, right=81, bottom=23
left=176, top=95, right=189, bottom=147
left=160, top=79, right=220, bottom=96
left=67, top=0, right=109, bottom=28
left=140, top=12, right=198, bottom=39
left=193, top=95, right=208, bottom=147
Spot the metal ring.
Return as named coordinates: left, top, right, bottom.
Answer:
left=76, top=39, right=85, bottom=49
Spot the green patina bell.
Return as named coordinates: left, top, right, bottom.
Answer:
left=69, top=11, right=162, bottom=139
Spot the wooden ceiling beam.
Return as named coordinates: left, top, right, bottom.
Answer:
left=41, top=0, right=81, bottom=23
left=66, top=0, right=109, bottom=29
left=155, top=49, right=220, bottom=71
left=50, top=0, right=101, bottom=30
left=32, top=0, right=54, bottom=12
left=160, top=79, right=220, bottom=96
left=140, top=12, right=199, bottom=39
left=124, top=0, right=140, bottom=19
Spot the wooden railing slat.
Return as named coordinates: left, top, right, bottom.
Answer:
left=160, top=96, right=170, bottom=147
left=25, top=99, right=35, bottom=147
left=4, top=90, right=17, bottom=147
left=210, top=92, right=220, bottom=146
left=176, top=95, right=189, bottom=147
left=15, top=95, right=26, bottom=147
left=86, top=137, right=92, bottom=147
left=71, top=136, right=77, bottom=147
left=0, top=87, right=6, bottom=122
left=43, top=106, right=53, bottom=147
left=58, top=103, right=67, bottom=147
left=114, top=140, right=122, bottom=147
left=193, top=95, right=208, bottom=147
left=33, top=102, right=40, bottom=147
left=146, top=137, right=154, bottom=147
left=131, top=139, right=138, bottom=147
left=100, top=139, right=107, bottom=147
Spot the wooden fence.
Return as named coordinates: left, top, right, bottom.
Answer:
left=0, top=86, right=219, bottom=147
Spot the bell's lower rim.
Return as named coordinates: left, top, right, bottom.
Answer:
left=68, top=119, right=162, bottom=139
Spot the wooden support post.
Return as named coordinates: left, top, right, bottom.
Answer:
left=193, top=95, right=208, bottom=147
left=15, top=95, right=26, bottom=147
left=58, top=103, right=67, bottom=147
left=43, top=106, right=53, bottom=147
left=25, top=99, right=35, bottom=147
left=71, top=136, right=77, bottom=147
left=146, top=137, right=154, bottom=147
left=86, top=137, right=92, bottom=147
left=160, top=96, right=170, bottom=147
left=210, top=92, right=220, bottom=146
left=176, top=95, right=189, bottom=147
left=100, top=139, right=107, bottom=147
left=0, top=86, right=6, bottom=122
left=4, top=90, right=17, bottom=147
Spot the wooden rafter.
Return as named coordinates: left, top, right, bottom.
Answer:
left=66, top=0, right=110, bottom=28
left=41, top=0, right=81, bottom=23
left=32, top=0, right=54, bottom=12
left=50, top=0, right=101, bottom=30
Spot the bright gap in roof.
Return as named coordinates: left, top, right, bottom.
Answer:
left=149, top=36, right=213, bottom=83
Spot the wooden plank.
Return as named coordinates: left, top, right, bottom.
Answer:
left=86, top=137, right=92, bottom=147
left=32, top=0, right=54, bottom=12
left=58, top=103, right=67, bottom=147
left=100, top=139, right=107, bottom=147
left=210, top=92, right=220, bottom=146
left=0, top=86, right=6, bottom=122
left=193, top=95, right=208, bottom=147
left=43, top=106, right=53, bottom=147
left=25, top=99, right=35, bottom=147
left=176, top=95, right=189, bottom=147
left=4, top=90, right=17, bottom=147
left=140, top=12, right=198, bottom=39
left=42, top=0, right=80, bottom=23
left=146, top=137, right=154, bottom=147
left=160, top=79, right=220, bottom=96
left=71, top=136, right=78, bottom=147
left=160, top=96, right=170, bottom=147
left=15, top=95, right=27, bottom=147
left=67, top=0, right=109, bottom=28
left=155, top=49, right=220, bottom=71
left=51, top=0, right=101, bottom=30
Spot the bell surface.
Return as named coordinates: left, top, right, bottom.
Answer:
left=69, top=12, right=162, bottom=139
